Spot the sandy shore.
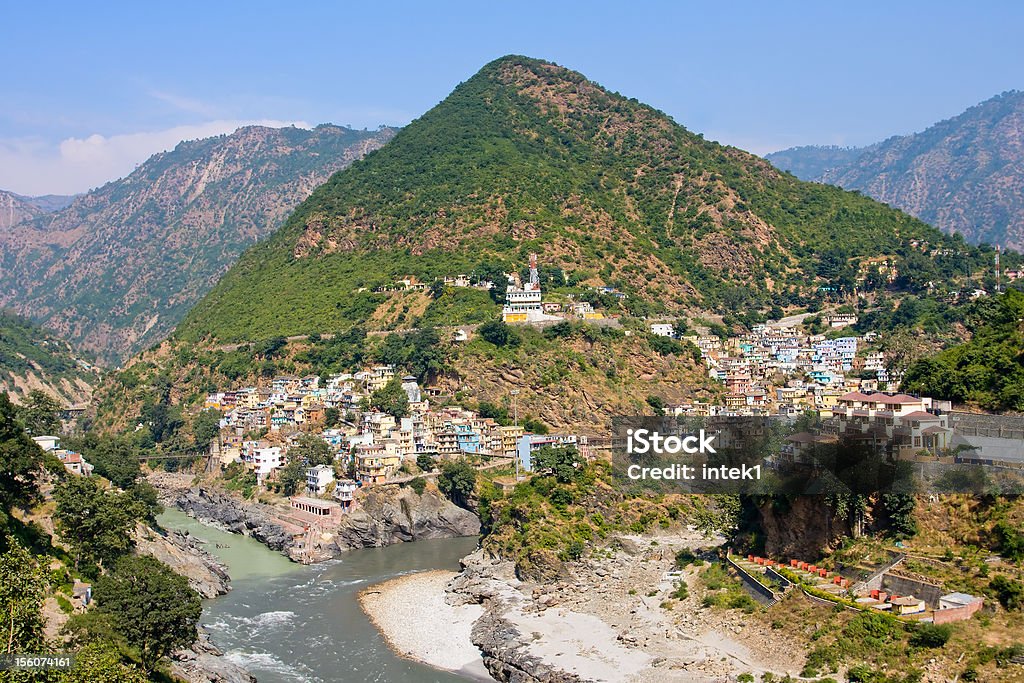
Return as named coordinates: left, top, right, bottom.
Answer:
left=359, top=570, right=492, bottom=680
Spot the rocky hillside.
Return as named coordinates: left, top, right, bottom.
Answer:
left=174, top=55, right=964, bottom=345
left=768, top=91, right=1024, bottom=249
left=0, top=310, right=98, bottom=406
left=0, top=190, right=74, bottom=231
left=0, top=124, right=396, bottom=363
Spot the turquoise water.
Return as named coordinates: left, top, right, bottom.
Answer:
left=158, top=509, right=481, bottom=683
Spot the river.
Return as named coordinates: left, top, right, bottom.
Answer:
left=158, top=509, right=481, bottom=683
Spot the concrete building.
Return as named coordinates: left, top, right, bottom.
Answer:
left=306, top=464, right=335, bottom=495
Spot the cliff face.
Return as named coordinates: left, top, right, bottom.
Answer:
left=134, top=522, right=231, bottom=598
left=0, top=124, right=396, bottom=363
left=332, top=485, right=481, bottom=550
left=174, top=487, right=296, bottom=553
left=757, top=496, right=853, bottom=558
left=169, top=481, right=479, bottom=562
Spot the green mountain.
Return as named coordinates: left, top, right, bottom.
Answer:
left=0, top=124, right=396, bottom=364
left=0, top=310, right=99, bottom=406
left=176, top=55, right=972, bottom=344
left=902, top=289, right=1024, bottom=411
left=767, top=91, right=1024, bottom=249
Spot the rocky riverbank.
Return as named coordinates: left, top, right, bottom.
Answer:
left=135, top=522, right=231, bottom=598
left=333, top=484, right=481, bottom=549
left=170, top=629, right=257, bottom=683
left=149, top=471, right=481, bottom=563
left=360, top=530, right=806, bottom=683
left=174, top=486, right=296, bottom=554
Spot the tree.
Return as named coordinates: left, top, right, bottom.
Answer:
left=324, top=407, right=341, bottom=428
left=276, top=456, right=307, bottom=497
left=909, top=622, right=952, bottom=648
left=990, top=575, right=1024, bottom=611
left=478, top=320, right=518, bottom=347
left=532, top=445, right=583, bottom=483
left=371, top=378, right=410, bottom=419
left=69, top=434, right=142, bottom=490
left=376, top=328, right=448, bottom=380
left=0, top=392, right=44, bottom=511
left=54, top=477, right=143, bottom=571
left=290, top=433, right=335, bottom=468
left=94, top=555, right=201, bottom=671
left=254, top=336, right=288, bottom=358
left=880, top=493, right=918, bottom=538
left=128, top=481, right=163, bottom=523
left=438, top=459, right=476, bottom=508
left=139, top=401, right=184, bottom=445
left=416, top=453, right=436, bottom=472
left=645, top=395, right=666, bottom=416
left=0, top=541, right=47, bottom=655
left=192, top=409, right=221, bottom=450
left=18, top=390, right=62, bottom=436
left=428, top=279, right=446, bottom=299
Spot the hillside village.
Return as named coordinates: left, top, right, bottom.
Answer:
left=201, top=366, right=588, bottom=495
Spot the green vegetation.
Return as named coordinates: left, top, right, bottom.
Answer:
left=478, top=320, right=520, bottom=348
left=799, top=611, right=908, bottom=679
left=53, top=477, right=150, bottom=575
left=175, top=55, right=975, bottom=344
left=903, top=289, right=1024, bottom=410
left=0, top=310, right=97, bottom=396
left=370, top=377, right=411, bottom=419
left=93, top=554, right=202, bottom=671
left=17, top=389, right=63, bottom=435
left=907, top=623, right=952, bottom=648
left=989, top=574, right=1023, bottom=610
left=438, top=458, right=477, bottom=508
left=698, top=563, right=758, bottom=612
left=0, top=392, right=202, bottom=677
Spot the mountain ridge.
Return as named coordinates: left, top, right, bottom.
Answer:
left=767, top=90, right=1024, bottom=248
left=174, top=55, right=966, bottom=345
left=0, top=123, right=397, bottom=363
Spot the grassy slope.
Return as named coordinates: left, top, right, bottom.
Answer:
left=175, top=55, right=967, bottom=344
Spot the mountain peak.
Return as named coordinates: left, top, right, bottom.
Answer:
left=175, top=58, right=951, bottom=344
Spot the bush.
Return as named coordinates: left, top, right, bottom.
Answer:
left=559, top=540, right=584, bottom=561
left=909, top=622, right=952, bottom=648
left=990, top=575, right=1024, bottom=611
left=478, top=320, right=519, bottom=347
left=675, top=548, right=699, bottom=568
left=406, top=477, right=427, bottom=495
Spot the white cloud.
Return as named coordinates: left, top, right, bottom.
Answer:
left=0, top=119, right=311, bottom=196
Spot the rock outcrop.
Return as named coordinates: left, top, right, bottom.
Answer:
left=175, top=487, right=295, bottom=554
left=171, top=629, right=256, bottom=683
left=758, top=495, right=853, bottom=558
left=332, top=485, right=481, bottom=551
left=134, top=523, right=230, bottom=598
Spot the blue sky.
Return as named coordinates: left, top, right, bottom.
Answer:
left=2, top=1, right=1021, bottom=195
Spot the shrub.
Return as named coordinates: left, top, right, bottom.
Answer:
left=406, top=477, right=427, bottom=495
left=674, top=548, right=699, bottom=568
left=908, top=622, right=952, bottom=648
left=990, top=575, right=1024, bottom=611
